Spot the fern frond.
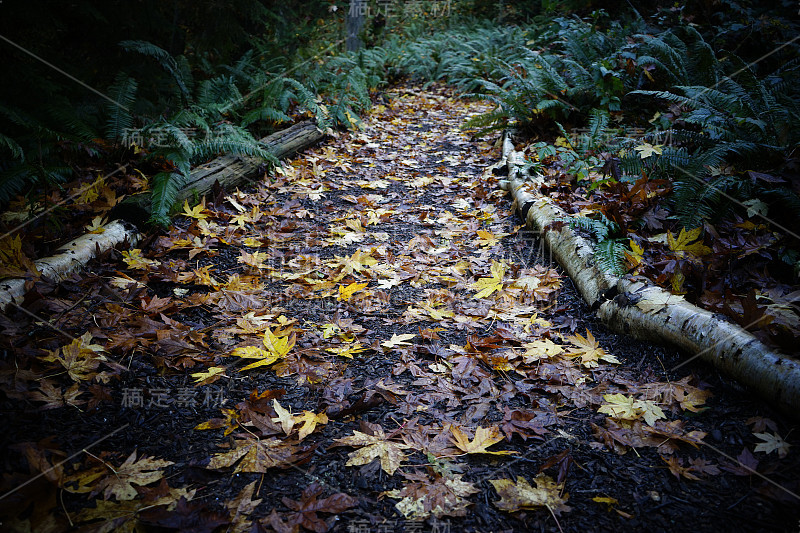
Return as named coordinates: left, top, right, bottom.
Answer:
left=105, top=72, right=138, bottom=140
left=149, top=171, right=185, bottom=227
left=0, top=133, right=24, bottom=161
left=120, top=40, right=192, bottom=103
left=595, top=238, right=628, bottom=275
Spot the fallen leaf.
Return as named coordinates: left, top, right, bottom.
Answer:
left=295, top=410, right=329, bottom=441
left=449, top=425, right=515, bottom=455
left=191, top=366, right=227, bottom=385
left=564, top=329, right=619, bottom=367
left=231, top=328, right=295, bottom=372
left=272, top=400, right=296, bottom=435
left=93, top=451, right=173, bottom=501
left=282, top=483, right=356, bottom=533
left=382, top=333, right=416, bottom=349
left=491, top=474, right=570, bottom=515
left=384, top=471, right=479, bottom=519
left=207, top=438, right=299, bottom=473
left=337, top=282, right=369, bottom=301
left=472, top=260, right=506, bottom=299
left=334, top=428, right=410, bottom=475
left=753, top=432, right=791, bottom=458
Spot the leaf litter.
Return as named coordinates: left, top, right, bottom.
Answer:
left=0, top=83, right=798, bottom=532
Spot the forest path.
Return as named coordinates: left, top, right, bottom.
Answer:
left=1, top=84, right=798, bottom=532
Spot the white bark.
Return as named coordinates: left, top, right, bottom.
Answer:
left=497, top=133, right=800, bottom=415
left=0, top=220, right=140, bottom=312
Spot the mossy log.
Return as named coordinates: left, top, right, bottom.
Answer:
left=114, top=120, right=325, bottom=224
left=497, top=132, right=800, bottom=417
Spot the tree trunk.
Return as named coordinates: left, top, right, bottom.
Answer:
left=346, top=0, right=365, bottom=52
left=0, top=220, right=140, bottom=312
left=114, top=120, right=324, bottom=225
left=496, top=132, right=800, bottom=417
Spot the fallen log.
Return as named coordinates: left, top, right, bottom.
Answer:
left=0, top=220, right=140, bottom=312
left=114, top=120, right=325, bottom=224
left=496, top=133, right=800, bottom=417
left=0, top=121, right=323, bottom=313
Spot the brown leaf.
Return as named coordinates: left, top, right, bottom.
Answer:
left=282, top=483, right=356, bottom=533
left=93, top=450, right=173, bottom=501
left=207, top=438, right=299, bottom=473
left=384, top=471, right=479, bottom=519
left=491, top=474, right=570, bottom=515
left=227, top=481, right=262, bottom=533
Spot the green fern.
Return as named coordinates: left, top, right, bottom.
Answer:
left=105, top=73, right=138, bottom=141
left=563, top=215, right=629, bottom=275
left=149, top=170, right=186, bottom=228
left=120, top=40, right=192, bottom=104
left=595, top=238, right=629, bottom=276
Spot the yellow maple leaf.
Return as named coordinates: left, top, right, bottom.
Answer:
left=636, top=399, right=666, bottom=426
left=47, top=333, right=107, bottom=382
left=122, top=249, right=157, bottom=270
left=231, top=328, right=294, bottom=372
left=194, top=408, right=240, bottom=436
left=667, top=227, right=712, bottom=257
left=472, top=260, right=506, bottom=299
left=238, top=250, right=269, bottom=270
left=597, top=393, right=640, bottom=420
left=94, top=451, right=173, bottom=501
left=522, top=338, right=564, bottom=362
left=592, top=496, right=619, bottom=510
left=84, top=216, right=107, bottom=234
left=207, top=437, right=298, bottom=473
left=635, top=142, right=663, bottom=159
left=0, top=235, right=39, bottom=278
left=475, top=230, right=507, bottom=247
left=421, top=303, right=454, bottom=321
left=754, top=432, right=792, bottom=458
left=339, top=250, right=377, bottom=274
left=564, top=329, right=619, bottom=367
left=182, top=199, right=209, bottom=219
left=624, top=239, right=644, bottom=272
left=635, top=291, right=686, bottom=313
left=337, top=282, right=369, bottom=301
left=191, top=366, right=227, bottom=385
left=326, top=342, right=367, bottom=359
left=294, top=410, right=329, bottom=441
left=449, top=425, right=515, bottom=455
left=335, top=429, right=410, bottom=475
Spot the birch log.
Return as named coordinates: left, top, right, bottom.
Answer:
left=0, top=220, right=140, bottom=312
left=497, top=133, right=800, bottom=416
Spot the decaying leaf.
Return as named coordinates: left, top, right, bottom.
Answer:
left=282, top=483, right=356, bottom=533
left=384, top=471, right=479, bottom=519
left=92, top=451, right=173, bottom=501
left=334, top=427, right=410, bottom=475
left=208, top=438, right=299, bottom=473
left=491, top=474, right=570, bottom=515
